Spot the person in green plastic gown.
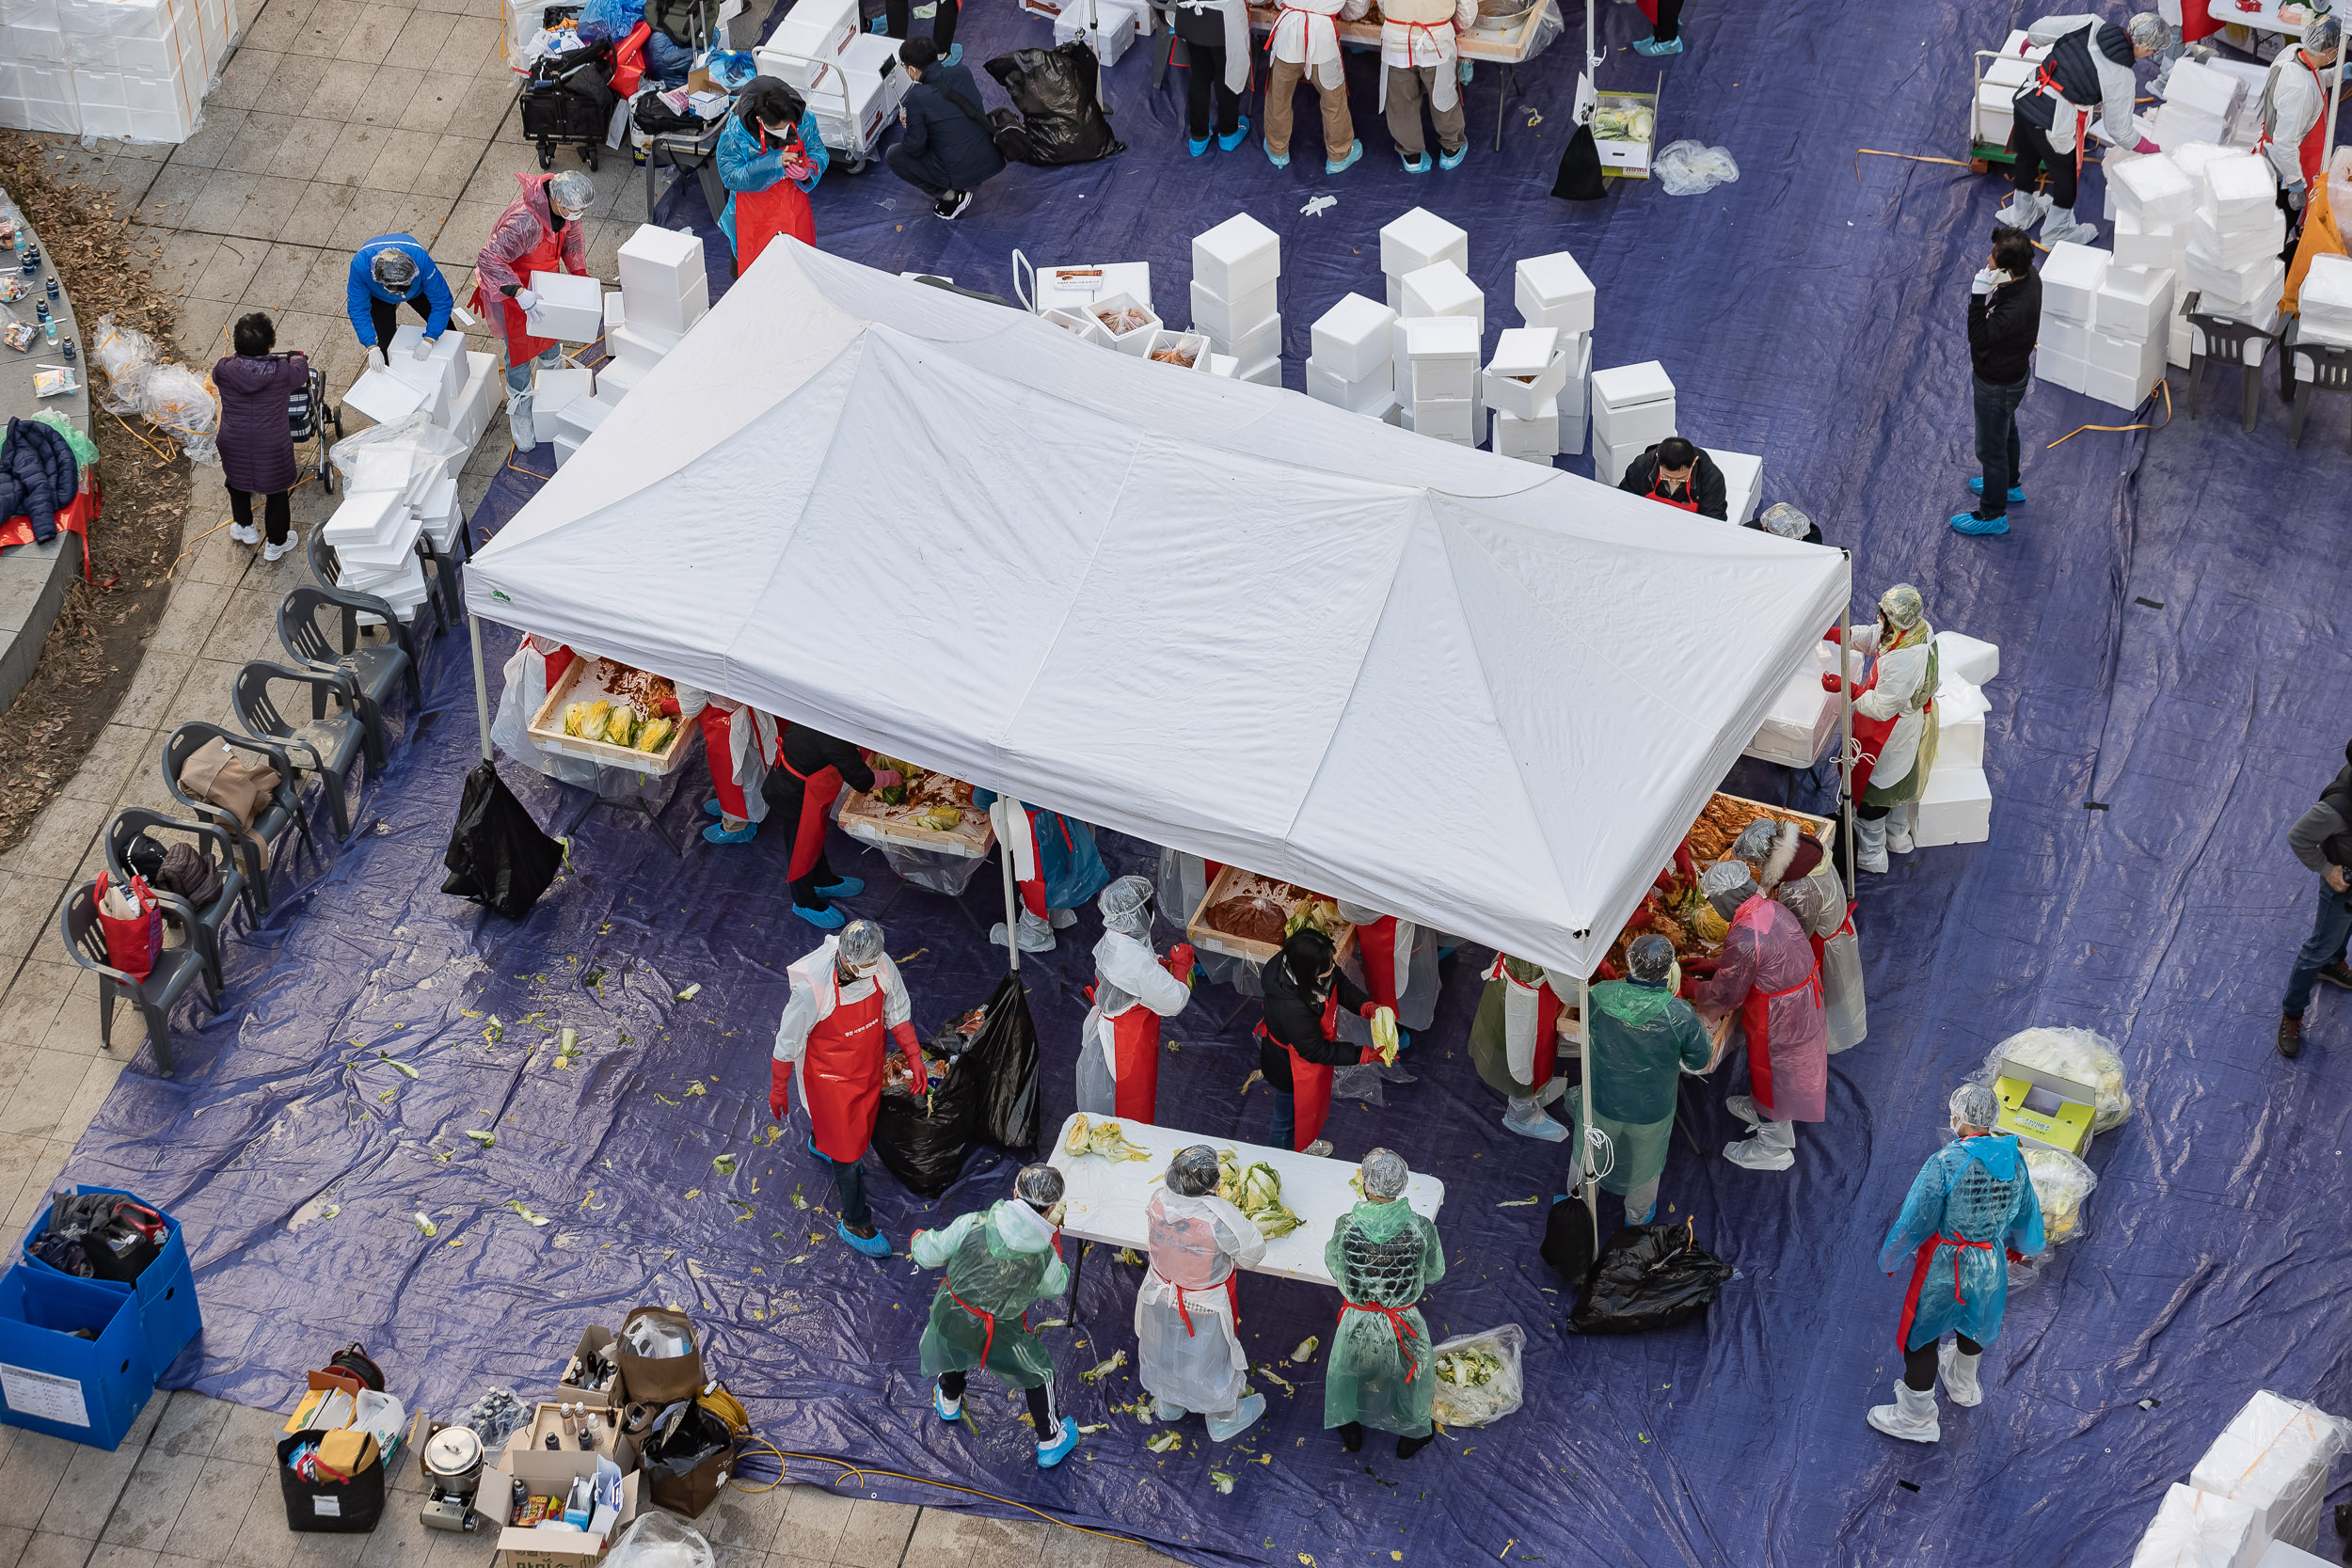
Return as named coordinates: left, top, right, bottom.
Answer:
left=1468, top=955, right=1573, bottom=1141
left=1571, top=933, right=1718, bottom=1224
left=1324, top=1148, right=1446, bottom=1460
left=913, top=1164, right=1080, bottom=1468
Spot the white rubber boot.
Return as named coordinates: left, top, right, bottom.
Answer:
left=989, top=909, right=1057, bottom=953
left=1502, top=1094, right=1570, bottom=1142
left=2041, top=205, right=2098, bottom=246
left=1724, top=1118, right=1795, bottom=1171
left=1725, top=1093, right=1761, bottom=1127
left=1886, top=802, right=1916, bottom=856
left=1867, top=1381, right=1941, bottom=1443
left=1940, top=1343, right=1983, bottom=1408
left=1153, top=1398, right=1188, bottom=1422
left=1854, top=816, right=1889, bottom=874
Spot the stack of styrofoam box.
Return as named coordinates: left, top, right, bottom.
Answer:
left=2185, top=151, right=2285, bottom=332
left=818, top=34, right=911, bottom=157
left=1380, top=207, right=1467, bottom=316
left=386, top=325, right=469, bottom=429
left=1191, top=213, right=1282, bottom=387
left=2292, top=255, right=2352, bottom=387
left=1913, top=629, right=1998, bottom=848
left=2185, top=1390, right=2351, bottom=1560
left=753, top=0, right=858, bottom=88
left=2, top=0, right=236, bottom=140
left=414, top=470, right=464, bottom=559
left=1514, top=251, right=1593, bottom=456
left=1397, top=260, right=1485, bottom=443
left=1396, top=316, right=1480, bottom=446
left=1588, top=361, right=1675, bottom=486
left=602, top=225, right=708, bottom=414
left=325, top=461, right=429, bottom=623
left=2201, top=55, right=2273, bottom=149
left=539, top=364, right=596, bottom=468
left=1306, top=293, right=1398, bottom=420
left=2084, top=260, right=2175, bottom=410
left=1484, top=327, right=1564, bottom=463
left=2129, top=1484, right=2263, bottom=1568
left=2152, top=57, right=2243, bottom=153
left=2110, top=152, right=2195, bottom=367
left=2033, top=241, right=2107, bottom=397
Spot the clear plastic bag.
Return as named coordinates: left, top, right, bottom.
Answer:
left=1428, top=1323, right=1525, bottom=1429
left=2020, top=1144, right=2096, bottom=1247
left=139, top=362, right=221, bottom=466
left=1653, top=140, right=1741, bottom=197
left=89, top=314, right=159, bottom=415
left=1986, top=1026, right=2132, bottom=1132
left=1329, top=1062, right=1388, bottom=1105
left=329, top=410, right=468, bottom=489
left=605, top=1511, right=715, bottom=1568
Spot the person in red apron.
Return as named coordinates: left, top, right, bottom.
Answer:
left=469, top=169, right=593, bottom=452
left=1867, top=1082, right=2043, bottom=1444
left=716, top=78, right=827, bottom=276
left=2002, top=14, right=2165, bottom=247
left=1823, top=584, right=1939, bottom=873
left=1615, top=436, right=1729, bottom=519
left=1467, top=955, right=1572, bottom=1140
left=675, top=684, right=776, bottom=845
left=1325, top=1148, right=1444, bottom=1460
left=1733, top=817, right=1866, bottom=1053
left=1077, top=876, right=1196, bottom=1123
left=765, top=725, right=897, bottom=930
left=1256, top=927, right=1387, bottom=1155
left=1137, top=1145, right=1268, bottom=1442
left=769, top=919, right=923, bottom=1257
left=1334, top=899, right=1439, bottom=1071
left=489, top=635, right=593, bottom=787
left=2255, top=18, right=2340, bottom=246
left=1690, top=861, right=1827, bottom=1172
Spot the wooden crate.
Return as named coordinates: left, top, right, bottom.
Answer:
left=525, top=658, right=693, bottom=774
left=1685, top=790, right=1836, bottom=865
left=1185, top=863, right=1359, bottom=971
left=838, top=781, right=996, bottom=859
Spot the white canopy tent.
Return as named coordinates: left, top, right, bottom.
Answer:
left=463, top=240, right=1851, bottom=982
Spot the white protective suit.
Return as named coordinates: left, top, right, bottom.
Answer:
left=2021, top=15, right=2140, bottom=154
left=1757, top=825, right=1867, bottom=1053
left=675, top=681, right=777, bottom=824
left=1378, top=0, right=1478, bottom=113
left=1076, top=922, right=1192, bottom=1117
left=1135, top=1188, right=1266, bottom=1417
left=1173, top=0, right=1252, bottom=95
left=1848, top=619, right=1938, bottom=799
left=2256, top=47, right=2329, bottom=198
left=1271, top=0, right=1373, bottom=89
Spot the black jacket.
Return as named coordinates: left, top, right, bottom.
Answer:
left=2289, top=762, right=2352, bottom=878
left=1257, top=952, right=1371, bottom=1089
left=771, top=725, right=877, bottom=796
left=1969, top=270, right=2042, bottom=386
left=0, top=417, right=78, bottom=543
left=898, top=61, right=1006, bottom=189
left=1618, top=447, right=1728, bottom=521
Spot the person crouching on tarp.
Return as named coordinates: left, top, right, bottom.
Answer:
left=915, top=1164, right=1079, bottom=1468
left=1137, top=1145, right=1268, bottom=1442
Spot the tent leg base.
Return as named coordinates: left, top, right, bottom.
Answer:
left=564, top=773, right=686, bottom=858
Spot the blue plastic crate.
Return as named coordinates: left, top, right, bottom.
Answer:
left=0, top=1264, right=153, bottom=1449
left=19, top=1186, right=201, bottom=1379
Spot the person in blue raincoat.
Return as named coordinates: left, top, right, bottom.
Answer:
left=970, top=787, right=1108, bottom=955
left=1867, top=1081, right=2043, bottom=1445
left=716, top=77, right=827, bottom=274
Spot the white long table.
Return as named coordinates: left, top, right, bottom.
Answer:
left=1047, top=1114, right=1445, bottom=1291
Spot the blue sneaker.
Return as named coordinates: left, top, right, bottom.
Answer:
left=869, top=14, right=887, bottom=28
left=934, top=1382, right=962, bottom=1422
left=1401, top=151, right=1431, bottom=174
left=1967, top=478, right=2026, bottom=505
left=1267, top=145, right=1291, bottom=168
left=1036, top=1419, right=1079, bottom=1469
left=1218, top=115, right=1250, bottom=152
left=1189, top=135, right=1212, bottom=156
left=944, top=41, right=961, bottom=65
left=794, top=902, right=847, bottom=930
left=703, top=821, right=756, bottom=845
left=837, top=1219, right=891, bottom=1258
left=1326, top=138, right=1361, bottom=174
left=704, top=798, right=724, bottom=816
left=1949, top=511, right=2010, bottom=536
left=1631, top=35, right=1683, bottom=55
left=1438, top=142, right=1467, bottom=171
left=813, top=876, right=865, bottom=899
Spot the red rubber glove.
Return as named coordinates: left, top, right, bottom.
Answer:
left=892, top=1022, right=926, bottom=1091
left=1166, top=942, right=1197, bottom=987
left=1677, top=975, right=1699, bottom=1001
left=1821, top=672, right=1847, bottom=693
left=1359, top=1000, right=1382, bottom=1020
left=1821, top=626, right=1843, bottom=645
left=871, top=768, right=903, bottom=790
left=769, top=1058, right=793, bottom=1121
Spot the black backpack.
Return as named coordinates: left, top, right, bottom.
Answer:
left=645, top=0, right=701, bottom=47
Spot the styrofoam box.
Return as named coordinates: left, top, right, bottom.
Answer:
left=1042, top=307, right=1112, bottom=348
left=2082, top=357, right=2160, bottom=412
left=1207, top=353, right=1239, bottom=379
left=608, top=321, right=678, bottom=370
left=414, top=473, right=459, bottom=526
left=1144, top=328, right=1213, bottom=372
left=1410, top=397, right=1473, bottom=440
left=2189, top=1391, right=2352, bottom=1547
left=549, top=431, right=580, bottom=468
left=2169, top=309, right=2194, bottom=370
left=1385, top=275, right=1403, bottom=313
left=2130, top=1483, right=2263, bottom=1568
left=604, top=292, right=627, bottom=333
left=342, top=369, right=430, bottom=425
left=2039, top=242, right=2110, bottom=325
left=1190, top=277, right=1278, bottom=344
left=2111, top=152, right=2194, bottom=227
left=2255, top=1540, right=2336, bottom=1568
left=1713, top=448, right=1763, bottom=526
left=336, top=519, right=425, bottom=572
left=2113, top=212, right=2176, bottom=272
left=1027, top=261, right=1154, bottom=317
left=535, top=365, right=594, bottom=414
left=388, top=324, right=466, bottom=403
left=1305, top=358, right=1396, bottom=416
left=2036, top=346, right=2090, bottom=395
left=555, top=394, right=612, bottom=441
left=1938, top=700, right=1986, bottom=769
left=1310, top=293, right=1396, bottom=383
left=617, top=224, right=706, bottom=302
left=1935, top=629, right=1998, bottom=684
left=525, top=271, right=605, bottom=342
left=2088, top=326, right=2163, bottom=381
left=2302, top=255, right=2352, bottom=318
left=755, top=0, right=856, bottom=76
left=1489, top=409, right=1559, bottom=461
left=1484, top=326, right=1562, bottom=416
left=1399, top=313, right=1478, bottom=363
left=1193, top=213, right=1280, bottom=300
left=1407, top=356, right=1475, bottom=401
left=1052, top=0, right=1145, bottom=61
left=1399, top=261, right=1483, bottom=329
left=1911, top=765, right=1992, bottom=848
left=2187, top=253, right=2285, bottom=315
left=1236, top=358, right=1281, bottom=388
left=1556, top=333, right=1594, bottom=421
left=2154, top=100, right=2229, bottom=151
left=1557, top=406, right=1586, bottom=457
left=2191, top=203, right=2284, bottom=270
left=1590, top=358, right=1674, bottom=412
left=2164, top=56, right=2245, bottom=120
left=1515, top=251, right=1595, bottom=335
left=1379, top=206, right=1468, bottom=277
left=1224, top=312, right=1280, bottom=371
left=1593, top=430, right=1643, bottom=487
left=1590, top=392, right=1676, bottom=452
left=323, top=488, right=410, bottom=548
left=1088, top=291, right=1162, bottom=356
left=595, top=353, right=651, bottom=408
left=628, top=269, right=709, bottom=337
left=2202, top=151, right=2276, bottom=220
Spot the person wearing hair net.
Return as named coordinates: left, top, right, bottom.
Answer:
left=1136, top=1145, right=1268, bottom=1442
left=2254, top=14, right=2340, bottom=235
left=2002, top=12, right=2167, bottom=247
left=1332, top=898, right=1440, bottom=1073
left=470, top=168, right=596, bottom=451
left=343, top=234, right=452, bottom=364
left=1156, top=849, right=1243, bottom=989
left=1571, top=934, right=1718, bottom=1224
left=771, top=919, right=924, bottom=1258
left=971, top=788, right=1108, bottom=954
left=1258, top=927, right=1391, bottom=1155
left=1690, top=860, right=1827, bottom=1171
left=716, top=76, right=827, bottom=270
left=1823, top=584, right=1940, bottom=875
left=1745, top=501, right=1824, bottom=546
left=1867, top=1083, right=2044, bottom=1443
left=1468, top=955, right=1573, bottom=1141
left=1325, top=1148, right=1444, bottom=1458
left=1732, top=817, right=1866, bottom=1051
left=1077, top=876, right=1197, bottom=1121
left=914, top=1164, right=1080, bottom=1467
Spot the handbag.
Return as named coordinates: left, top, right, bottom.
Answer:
left=93, top=869, right=162, bottom=979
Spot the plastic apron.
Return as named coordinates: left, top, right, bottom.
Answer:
left=692, top=699, right=774, bottom=823
left=1885, top=1138, right=2042, bottom=1354
left=1781, top=858, right=1865, bottom=1053
left=468, top=196, right=564, bottom=364
left=1255, top=990, right=1363, bottom=1150
left=1717, top=895, right=1827, bottom=1123
left=802, top=978, right=887, bottom=1162
left=775, top=734, right=843, bottom=882
left=1469, top=956, right=1563, bottom=1097
left=731, top=122, right=816, bottom=269
left=1847, top=632, right=1937, bottom=802
left=1081, top=946, right=1190, bottom=1123
left=1270, top=1, right=1347, bottom=89
left=1378, top=14, right=1460, bottom=113
left=1136, top=1191, right=1257, bottom=1415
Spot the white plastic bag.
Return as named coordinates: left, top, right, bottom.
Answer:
left=2020, top=1145, right=2096, bottom=1247
left=139, top=362, right=220, bottom=466
left=1429, top=1323, right=1525, bottom=1429
left=2188, top=1390, right=2352, bottom=1545
left=2129, top=1481, right=2263, bottom=1568
left=1987, top=1026, right=2132, bottom=1132
left=89, top=313, right=159, bottom=415
left=606, top=1511, right=715, bottom=1568
left=1653, top=140, right=1740, bottom=197
left=329, top=410, right=468, bottom=489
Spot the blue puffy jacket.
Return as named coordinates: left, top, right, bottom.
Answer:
left=346, top=234, right=453, bottom=346
left=0, top=417, right=79, bottom=544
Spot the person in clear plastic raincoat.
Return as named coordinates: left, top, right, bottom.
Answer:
left=1690, top=861, right=1828, bottom=1172
left=1573, top=935, right=1716, bottom=1224
left=1468, top=955, right=1573, bottom=1140
left=1136, top=1145, right=1267, bottom=1442
left=972, top=788, right=1107, bottom=954
left=1077, top=876, right=1196, bottom=1122
left=1732, top=817, right=1866, bottom=1052
left=1324, top=1148, right=1444, bottom=1460
left=914, top=1164, right=1080, bottom=1468
left=1824, top=584, right=1940, bottom=874
left=1867, top=1083, right=2043, bottom=1445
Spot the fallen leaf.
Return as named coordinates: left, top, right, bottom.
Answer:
left=1080, top=1351, right=1128, bottom=1385
left=712, top=1154, right=737, bottom=1175
left=683, top=1082, right=707, bottom=1097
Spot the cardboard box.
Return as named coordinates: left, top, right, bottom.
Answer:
left=1192, top=212, right=1280, bottom=300
left=524, top=272, right=605, bottom=343
left=2039, top=242, right=2110, bottom=325
left=1515, top=250, right=1594, bottom=334
left=617, top=224, right=706, bottom=303
left=1309, top=293, right=1395, bottom=383
left=1304, top=358, right=1395, bottom=416
left=1378, top=205, right=1468, bottom=277
left=495, top=1440, right=639, bottom=1568
left=1189, top=277, right=1277, bottom=345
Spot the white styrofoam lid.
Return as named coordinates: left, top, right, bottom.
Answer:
left=2304, top=255, right=2352, bottom=309
left=2114, top=153, right=2192, bottom=204
left=1194, top=212, right=1280, bottom=266
left=1401, top=315, right=1480, bottom=358
left=1381, top=205, right=1468, bottom=257
left=2097, top=264, right=2175, bottom=307
left=329, top=489, right=405, bottom=530
left=1403, top=261, right=1482, bottom=312
left=1515, top=250, right=1594, bottom=302
left=2202, top=152, right=2275, bottom=205
left=1589, top=359, right=1674, bottom=407
left=618, top=223, right=703, bottom=267
left=1488, top=326, right=1560, bottom=376
left=1314, top=292, right=1396, bottom=339
left=2039, top=241, right=2111, bottom=293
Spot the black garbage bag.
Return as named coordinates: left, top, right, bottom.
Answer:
left=1565, top=1221, right=1734, bottom=1336
left=1539, top=1192, right=1597, bottom=1287
left=962, top=973, right=1041, bottom=1150
left=442, top=760, right=563, bottom=920
left=1551, top=122, right=1609, bottom=201
left=985, top=43, right=1123, bottom=166
left=872, top=1053, right=986, bottom=1197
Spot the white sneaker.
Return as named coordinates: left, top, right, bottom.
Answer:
left=263, top=531, right=299, bottom=563
left=1940, top=1343, right=1983, bottom=1407
left=1723, top=1132, right=1794, bottom=1171
left=1867, top=1382, right=1941, bottom=1444
left=228, top=522, right=259, bottom=546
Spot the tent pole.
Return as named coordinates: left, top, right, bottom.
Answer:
left=469, top=614, right=493, bottom=765
left=2325, top=40, right=2342, bottom=194
left=1580, top=972, right=1597, bottom=1253
left=1838, top=603, right=1853, bottom=902
left=997, top=797, right=1022, bottom=975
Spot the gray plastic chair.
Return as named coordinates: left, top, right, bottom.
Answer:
left=161, top=721, right=317, bottom=913
left=104, top=808, right=249, bottom=995
left=231, top=661, right=366, bottom=841
left=2182, top=290, right=2278, bottom=433
left=2288, top=339, right=2352, bottom=452
left=58, top=879, right=219, bottom=1077
left=278, top=584, right=416, bottom=770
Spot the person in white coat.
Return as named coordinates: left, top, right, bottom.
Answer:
left=1264, top=0, right=1371, bottom=173
left=2255, top=15, right=2340, bottom=227
left=1173, top=0, right=1253, bottom=155
left=1734, top=818, right=1866, bottom=1053
left=2001, top=12, right=2166, bottom=246
left=1077, top=876, right=1196, bottom=1123
left=675, top=682, right=779, bottom=847
left=1824, top=584, right=1941, bottom=874
left=1137, top=1144, right=1268, bottom=1442
left=1378, top=0, right=1476, bottom=172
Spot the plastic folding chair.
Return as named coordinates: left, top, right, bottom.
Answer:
left=231, top=661, right=367, bottom=841
left=2288, top=338, right=2352, bottom=452
left=2183, top=290, right=2279, bottom=433
left=103, top=808, right=251, bottom=995
left=278, top=585, right=417, bottom=770
left=161, top=721, right=318, bottom=912
left=58, top=880, right=220, bottom=1077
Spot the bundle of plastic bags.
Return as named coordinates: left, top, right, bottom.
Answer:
left=329, top=410, right=466, bottom=492
left=1429, top=1324, right=1526, bottom=1429
left=1653, top=140, right=1740, bottom=197
left=2187, top=1390, right=2352, bottom=1547
left=1987, top=1027, right=2132, bottom=1131
left=90, top=314, right=159, bottom=415
left=606, top=1512, right=714, bottom=1568
left=88, top=314, right=221, bottom=463
left=2020, top=1145, right=2097, bottom=1247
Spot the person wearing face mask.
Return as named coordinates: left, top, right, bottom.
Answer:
left=770, top=919, right=923, bottom=1259
left=471, top=169, right=596, bottom=452
left=1257, top=927, right=1391, bottom=1156
left=914, top=1163, right=1080, bottom=1468
left=1731, top=817, right=1866, bottom=1052
left=716, top=77, right=828, bottom=272
left=1867, top=1082, right=2044, bottom=1445
left=1571, top=934, right=1716, bottom=1225
left=1077, top=876, right=1197, bottom=1122
left=1689, top=860, right=1827, bottom=1172
left=1136, top=1144, right=1269, bottom=1443
left=1953, top=226, right=2042, bottom=539
left=1616, top=436, right=1728, bottom=520
left=1822, top=584, right=1941, bottom=874
left=1325, top=1148, right=1444, bottom=1460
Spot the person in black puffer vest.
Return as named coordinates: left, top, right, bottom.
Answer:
left=2002, top=11, right=2165, bottom=247
left=2277, top=739, right=2352, bottom=1059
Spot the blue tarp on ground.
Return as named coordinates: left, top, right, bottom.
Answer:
left=52, top=0, right=2352, bottom=1562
